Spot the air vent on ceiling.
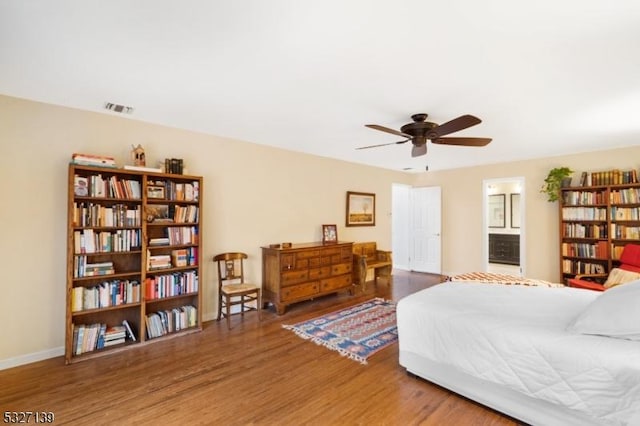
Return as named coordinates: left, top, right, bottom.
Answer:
left=104, top=102, right=134, bottom=114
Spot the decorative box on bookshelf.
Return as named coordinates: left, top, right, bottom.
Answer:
left=559, top=174, right=640, bottom=284
left=65, top=163, right=203, bottom=364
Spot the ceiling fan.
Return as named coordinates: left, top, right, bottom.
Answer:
left=359, top=113, right=492, bottom=157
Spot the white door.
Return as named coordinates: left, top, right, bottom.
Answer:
left=410, top=186, right=442, bottom=273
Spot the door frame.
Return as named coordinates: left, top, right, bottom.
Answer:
left=482, top=177, right=526, bottom=276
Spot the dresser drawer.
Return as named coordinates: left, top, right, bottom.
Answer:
left=340, top=247, right=352, bottom=261
left=308, top=257, right=321, bottom=268
left=296, top=249, right=320, bottom=259
left=320, top=274, right=352, bottom=292
left=281, top=282, right=319, bottom=301
left=308, top=266, right=331, bottom=280
left=281, top=270, right=309, bottom=286
left=321, top=247, right=341, bottom=256
left=331, top=263, right=352, bottom=275
left=280, top=254, right=295, bottom=271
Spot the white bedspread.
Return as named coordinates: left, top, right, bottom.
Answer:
left=397, top=282, right=640, bottom=426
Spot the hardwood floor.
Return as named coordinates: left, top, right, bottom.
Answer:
left=0, top=271, right=519, bottom=425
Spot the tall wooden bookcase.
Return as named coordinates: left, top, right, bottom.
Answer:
left=65, top=164, right=203, bottom=364
left=559, top=170, right=640, bottom=284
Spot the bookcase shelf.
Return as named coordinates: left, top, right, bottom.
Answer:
left=66, top=164, right=203, bottom=364
left=559, top=170, right=640, bottom=283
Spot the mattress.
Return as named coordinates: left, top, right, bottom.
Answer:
left=397, top=282, right=640, bottom=426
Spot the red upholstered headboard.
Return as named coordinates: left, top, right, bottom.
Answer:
left=619, top=244, right=640, bottom=273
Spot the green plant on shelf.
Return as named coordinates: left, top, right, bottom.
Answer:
left=541, top=167, right=573, bottom=202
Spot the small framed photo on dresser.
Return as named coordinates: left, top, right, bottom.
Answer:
left=322, top=224, right=338, bottom=243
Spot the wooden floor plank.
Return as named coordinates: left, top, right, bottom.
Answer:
left=0, top=271, right=518, bottom=425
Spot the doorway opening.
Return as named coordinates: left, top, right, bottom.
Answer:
left=483, top=177, right=525, bottom=276
left=392, top=184, right=442, bottom=274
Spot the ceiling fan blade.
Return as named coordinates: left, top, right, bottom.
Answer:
left=432, top=137, right=492, bottom=146
left=365, top=124, right=412, bottom=138
left=428, top=114, right=482, bottom=138
left=411, top=144, right=427, bottom=157
left=356, top=139, right=410, bottom=150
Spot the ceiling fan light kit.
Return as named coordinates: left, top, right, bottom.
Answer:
left=360, top=113, right=492, bottom=157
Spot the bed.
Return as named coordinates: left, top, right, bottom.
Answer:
left=397, top=279, right=640, bottom=426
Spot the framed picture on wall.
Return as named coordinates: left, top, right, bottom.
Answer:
left=346, top=191, right=375, bottom=227
left=510, top=193, right=521, bottom=228
left=322, top=224, right=338, bottom=243
left=488, top=194, right=505, bottom=228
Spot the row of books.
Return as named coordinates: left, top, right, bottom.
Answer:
left=562, top=206, right=640, bottom=223
left=167, top=226, right=198, bottom=245
left=580, top=169, right=639, bottom=186
left=145, top=271, right=199, bottom=300
left=71, top=280, right=141, bottom=312
left=561, top=241, right=609, bottom=259
left=562, top=260, right=606, bottom=275
left=610, top=224, right=640, bottom=240
left=74, top=229, right=142, bottom=254
left=146, top=305, right=197, bottom=339
left=163, top=158, right=185, bottom=175
left=148, top=179, right=199, bottom=201
left=74, top=258, right=115, bottom=278
left=562, top=190, right=606, bottom=206
left=610, top=188, right=640, bottom=204
left=561, top=223, right=607, bottom=239
left=74, top=173, right=142, bottom=199
left=72, top=320, right=136, bottom=356
left=146, top=205, right=199, bottom=224
left=173, top=205, right=199, bottom=223
left=72, top=203, right=141, bottom=228
left=610, top=207, right=640, bottom=221
left=561, top=207, right=607, bottom=221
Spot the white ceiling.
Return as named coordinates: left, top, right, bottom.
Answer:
left=2, top=1, right=640, bottom=172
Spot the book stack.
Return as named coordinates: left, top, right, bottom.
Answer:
left=74, top=258, right=115, bottom=278
left=103, top=325, right=127, bottom=347
left=71, top=153, right=117, bottom=168
left=83, top=261, right=115, bottom=277
left=164, top=158, right=184, bottom=174
left=148, top=254, right=171, bottom=270
left=171, top=249, right=188, bottom=267
left=149, top=237, right=170, bottom=246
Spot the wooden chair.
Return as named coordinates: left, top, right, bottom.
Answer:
left=213, top=252, right=261, bottom=329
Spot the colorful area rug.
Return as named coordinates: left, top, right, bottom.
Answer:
left=282, top=298, right=397, bottom=365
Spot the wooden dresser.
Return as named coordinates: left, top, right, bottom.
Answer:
left=261, top=241, right=353, bottom=314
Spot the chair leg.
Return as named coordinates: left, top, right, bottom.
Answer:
left=217, top=292, right=223, bottom=322
left=241, top=295, right=245, bottom=317
left=226, top=296, right=231, bottom=330
left=257, top=290, right=262, bottom=321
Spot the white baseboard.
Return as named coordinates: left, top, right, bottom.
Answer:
left=0, top=347, right=64, bottom=371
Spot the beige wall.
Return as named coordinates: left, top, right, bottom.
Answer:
left=0, top=95, right=412, bottom=365
left=413, top=145, right=640, bottom=279
left=2, top=93, right=639, bottom=367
